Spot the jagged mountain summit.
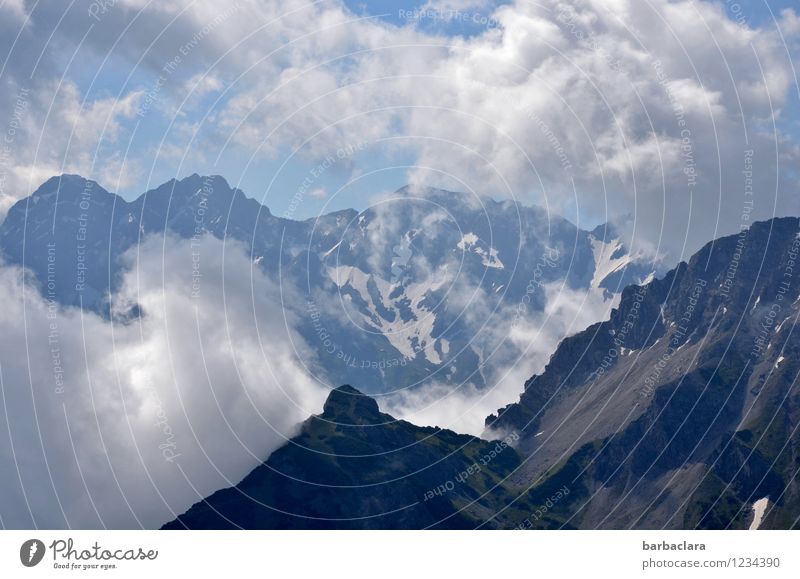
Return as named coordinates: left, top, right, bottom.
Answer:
left=0, top=174, right=655, bottom=394
left=165, top=217, right=800, bottom=529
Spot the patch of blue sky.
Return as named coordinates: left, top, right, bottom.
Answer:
left=722, top=0, right=797, bottom=28
left=344, top=0, right=511, bottom=38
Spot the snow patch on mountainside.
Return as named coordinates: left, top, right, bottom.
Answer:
left=749, top=497, right=769, bottom=530
left=323, top=240, right=342, bottom=258
left=326, top=264, right=449, bottom=363
left=457, top=233, right=504, bottom=269
left=589, top=236, right=632, bottom=289
left=457, top=233, right=479, bottom=250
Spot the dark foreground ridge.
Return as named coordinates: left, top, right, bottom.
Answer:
left=165, top=217, right=800, bottom=529
left=163, top=385, right=542, bottom=529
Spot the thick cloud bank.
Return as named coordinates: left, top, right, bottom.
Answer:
left=0, top=234, right=327, bottom=529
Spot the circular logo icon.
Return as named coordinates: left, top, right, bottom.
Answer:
left=20, top=539, right=46, bottom=567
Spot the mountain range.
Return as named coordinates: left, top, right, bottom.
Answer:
left=5, top=175, right=794, bottom=529
left=164, top=216, right=800, bottom=529
left=0, top=174, right=655, bottom=395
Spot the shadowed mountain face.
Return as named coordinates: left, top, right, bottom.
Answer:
left=0, top=174, right=654, bottom=395
left=487, top=216, right=800, bottom=529
left=165, top=217, right=800, bottom=529
left=163, top=385, right=547, bottom=530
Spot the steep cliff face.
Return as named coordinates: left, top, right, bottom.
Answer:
left=487, top=217, right=800, bottom=528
